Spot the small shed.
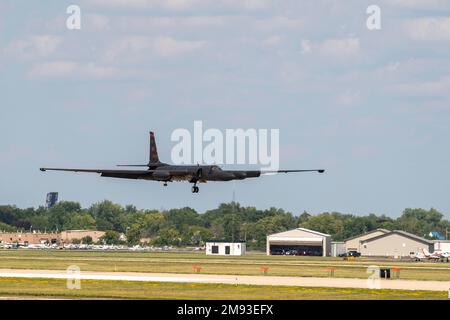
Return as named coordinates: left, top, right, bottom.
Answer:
left=205, top=241, right=246, bottom=256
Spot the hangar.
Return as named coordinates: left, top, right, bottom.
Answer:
left=266, top=228, right=331, bottom=256
left=344, top=228, right=390, bottom=253
left=359, top=230, right=434, bottom=257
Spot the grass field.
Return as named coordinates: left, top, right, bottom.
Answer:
left=0, top=277, right=447, bottom=300
left=1, top=250, right=449, bottom=281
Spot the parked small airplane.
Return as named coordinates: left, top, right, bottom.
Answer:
left=412, top=248, right=450, bottom=262
left=40, top=132, right=325, bottom=193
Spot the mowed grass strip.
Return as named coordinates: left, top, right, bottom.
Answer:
left=0, top=277, right=446, bottom=300
left=1, top=250, right=450, bottom=281
left=1, top=250, right=449, bottom=269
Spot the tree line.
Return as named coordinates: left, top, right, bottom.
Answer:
left=0, top=201, right=448, bottom=249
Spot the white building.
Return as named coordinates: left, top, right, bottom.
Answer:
left=434, top=240, right=450, bottom=252
left=331, top=241, right=346, bottom=257
left=266, top=228, right=332, bottom=257
left=206, top=241, right=246, bottom=256
left=359, top=230, right=433, bottom=257
left=344, top=229, right=390, bottom=253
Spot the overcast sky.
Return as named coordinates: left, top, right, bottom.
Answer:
left=1, top=0, right=450, bottom=217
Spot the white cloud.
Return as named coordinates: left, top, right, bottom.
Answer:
left=4, top=35, right=61, bottom=59
left=404, top=17, right=450, bottom=42
left=395, top=76, right=450, bottom=96
left=300, top=40, right=311, bottom=54
left=301, top=37, right=360, bottom=59
left=116, top=15, right=301, bottom=34
left=253, top=16, right=303, bottom=31
left=28, top=61, right=120, bottom=79
left=118, top=15, right=227, bottom=30
left=261, top=35, right=284, bottom=47
left=153, top=36, right=206, bottom=57
left=87, top=0, right=271, bottom=11
left=104, top=36, right=152, bottom=63
left=104, top=36, right=206, bottom=62
left=336, top=90, right=362, bottom=107
left=85, top=14, right=110, bottom=32
left=386, top=0, right=450, bottom=9
left=317, top=37, right=360, bottom=58
left=88, top=0, right=160, bottom=9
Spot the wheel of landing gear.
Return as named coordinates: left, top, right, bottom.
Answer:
left=191, top=186, right=196, bottom=193
left=195, top=186, right=199, bottom=193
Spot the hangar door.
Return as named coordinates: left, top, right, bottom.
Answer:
left=269, top=239, right=324, bottom=256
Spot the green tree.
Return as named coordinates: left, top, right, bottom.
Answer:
left=140, top=211, right=170, bottom=237
left=183, top=226, right=213, bottom=246
left=0, top=221, right=16, bottom=232
left=164, top=208, right=200, bottom=232
left=82, top=236, right=93, bottom=244
left=153, top=228, right=181, bottom=246
left=298, top=211, right=311, bottom=224
left=395, top=208, right=445, bottom=238
left=300, top=212, right=345, bottom=240
left=47, top=201, right=82, bottom=231
left=126, top=224, right=142, bottom=246
left=68, top=213, right=96, bottom=230
left=99, top=230, right=121, bottom=245
left=247, top=213, right=297, bottom=249
left=89, top=200, right=125, bottom=232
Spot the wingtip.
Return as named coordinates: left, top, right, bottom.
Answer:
left=318, top=169, right=325, bottom=173
left=40, top=168, right=46, bottom=172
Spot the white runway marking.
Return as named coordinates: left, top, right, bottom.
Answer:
left=0, top=271, right=234, bottom=284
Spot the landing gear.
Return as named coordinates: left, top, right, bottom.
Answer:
left=163, top=182, right=168, bottom=187
left=191, top=185, right=199, bottom=193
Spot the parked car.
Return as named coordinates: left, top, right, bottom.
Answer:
left=338, top=251, right=361, bottom=257
left=270, top=249, right=285, bottom=255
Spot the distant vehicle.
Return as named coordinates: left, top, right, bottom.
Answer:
left=40, top=132, right=325, bottom=193
left=26, top=244, right=48, bottom=249
left=270, top=249, right=285, bottom=255
left=339, top=251, right=361, bottom=257
left=442, top=252, right=450, bottom=262
left=3, top=243, right=19, bottom=249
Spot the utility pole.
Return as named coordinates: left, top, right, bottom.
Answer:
left=231, top=182, right=236, bottom=242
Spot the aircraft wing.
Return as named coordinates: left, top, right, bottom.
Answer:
left=39, top=167, right=193, bottom=179
left=261, top=169, right=325, bottom=174
left=221, top=169, right=325, bottom=180
left=39, top=167, right=151, bottom=179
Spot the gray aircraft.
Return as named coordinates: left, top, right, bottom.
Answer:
left=40, top=132, right=325, bottom=193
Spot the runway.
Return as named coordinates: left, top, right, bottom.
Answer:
left=1, top=269, right=449, bottom=292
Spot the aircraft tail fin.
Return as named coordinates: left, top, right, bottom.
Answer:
left=149, top=131, right=160, bottom=164
left=116, top=131, right=162, bottom=167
